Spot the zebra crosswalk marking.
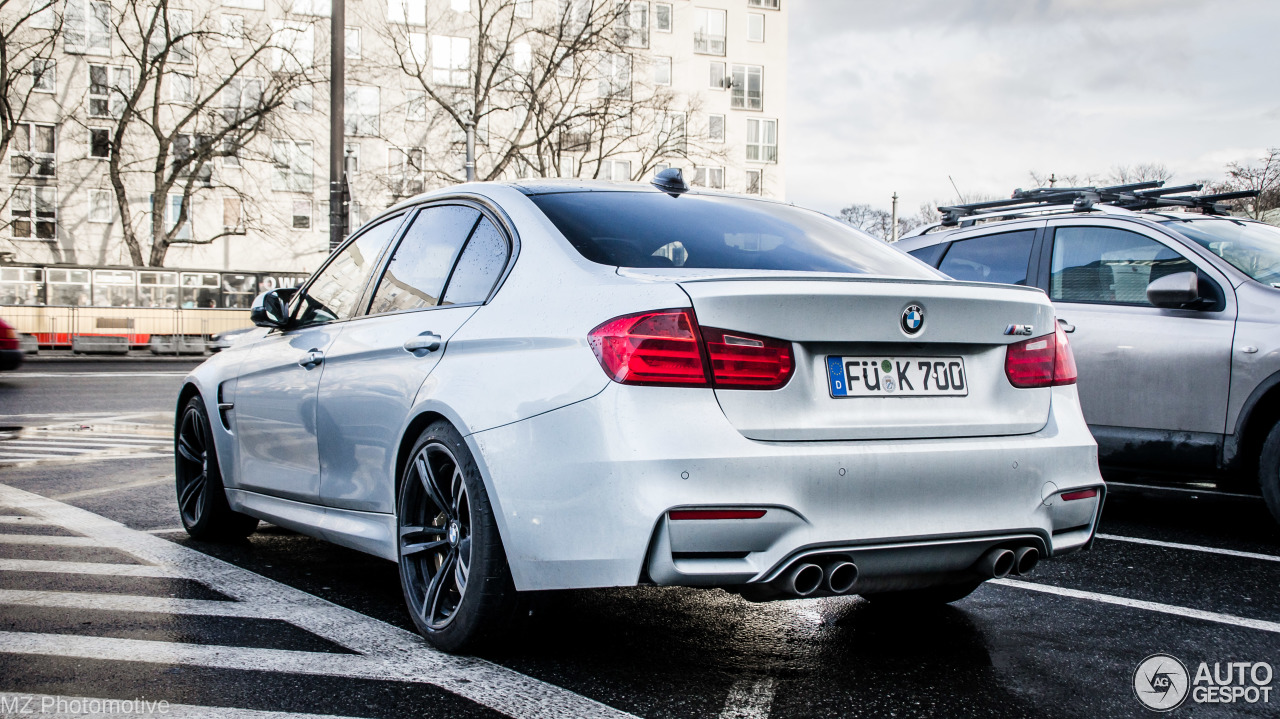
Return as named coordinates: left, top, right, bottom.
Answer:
left=0, top=420, right=172, bottom=466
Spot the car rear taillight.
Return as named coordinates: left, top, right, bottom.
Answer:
left=588, top=309, right=794, bottom=390
left=0, top=320, right=17, bottom=351
left=1004, top=324, right=1077, bottom=388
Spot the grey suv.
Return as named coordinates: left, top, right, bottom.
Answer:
left=895, top=184, right=1280, bottom=522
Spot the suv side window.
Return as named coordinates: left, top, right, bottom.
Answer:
left=368, top=205, right=481, bottom=314
left=1050, top=226, right=1195, bottom=306
left=906, top=243, right=946, bottom=266
left=937, top=230, right=1035, bottom=285
left=294, top=214, right=402, bottom=327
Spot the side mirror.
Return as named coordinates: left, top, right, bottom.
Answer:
left=250, top=288, right=296, bottom=328
left=1146, top=271, right=1200, bottom=308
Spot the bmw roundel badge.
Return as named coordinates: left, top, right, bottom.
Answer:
left=901, top=305, right=924, bottom=335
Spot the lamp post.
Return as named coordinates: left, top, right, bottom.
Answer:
left=328, top=0, right=347, bottom=252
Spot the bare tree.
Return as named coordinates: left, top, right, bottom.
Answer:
left=1105, top=162, right=1173, bottom=186
left=1208, top=148, right=1280, bottom=221
left=0, top=0, right=60, bottom=244
left=100, top=0, right=317, bottom=266
left=837, top=202, right=922, bottom=242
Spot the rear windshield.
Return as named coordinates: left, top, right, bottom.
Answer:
left=528, top=191, right=936, bottom=277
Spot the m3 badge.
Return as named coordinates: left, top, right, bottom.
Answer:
left=1004, top=324, right=1034, bottom=336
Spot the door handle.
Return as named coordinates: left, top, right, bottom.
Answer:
left=403, top=333, right=442, bottom=354
left=1057, top=318, right=1076, bottom=333
left=298, top=349, right=324, bottom=368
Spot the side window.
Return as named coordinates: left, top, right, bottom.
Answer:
left=368, top=205, right=480, bottom=314
left=906, top=243, right=946, bottom=266
left=937, top=230, right=1035, bottom=286
left=1050, top=226, right=1195, bottom=305
left=294, top=214, right=401, bottom=327
left=441, top=217, right=511, bottom=305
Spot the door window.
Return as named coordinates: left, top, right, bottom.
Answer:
left=1050, top=226, right=1195, bottom=306
left=937, top=230, right=1035, bottom=285
left=441, top=216, right=510, bottom=305
left=294, top=214, right=401, bottom=326
left=368, top=205, right=480, bottom=314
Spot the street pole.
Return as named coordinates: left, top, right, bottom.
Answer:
left=328, top=0, right=347, bottom=252
left=890, top=192, right=899, bottom=243
left=464, top=120, right=476, bottom=182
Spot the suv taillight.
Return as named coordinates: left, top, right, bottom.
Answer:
left=1005, top=324, right=1077, bottom=388
left=589, top=309, right=794, bottom=390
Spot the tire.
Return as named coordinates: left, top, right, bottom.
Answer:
left=175, top=395, right=258, bottom=541
left=1259, top=421, right=1280, bottom=524
left=397, top=420, right=519, bottom=653
left=862, top=580, right=985, bottom=608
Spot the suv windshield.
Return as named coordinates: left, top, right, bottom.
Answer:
left=528, top=191, right=936, bottom=277
left=1162, top=218, right=1280, bottom=286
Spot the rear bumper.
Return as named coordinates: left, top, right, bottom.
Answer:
left=0, top=349, right=23, bottom=371
left=470, top=383, right=1104, bottom=592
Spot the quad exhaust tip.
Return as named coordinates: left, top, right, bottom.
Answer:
left=782, top=563, right=824, bottom=597
left=1013, top=546, right=1039, bottom=576
left=975, top=548, right=1016, bottom=579
left=825, top=561, right=859, bottom=594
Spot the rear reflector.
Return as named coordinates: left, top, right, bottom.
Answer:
left=668, top=509, right=768, bottom=520
left=1060, top=488, right=1098, bottom=501
left=1005, top=324, right=1078, bottom=388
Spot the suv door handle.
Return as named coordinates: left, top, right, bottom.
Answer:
left=298, top=349, right=324, bottom=368
left=1057, top=319, right=1076, bottom=333
left=404, top=333, right=442, bottom=354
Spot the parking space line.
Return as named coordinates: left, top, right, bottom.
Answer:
left=718, top=677, right=778, bottom=719
left=0, top=482, right=639, bottom=719
left=1105, top=481, right=1261, bottom=500
left=0, top=692, right=366, bottom=719
left=0, top=559, right=181, bottom=577
left=0, top=534, right=97, bottom=547
left=991, top=579, right=1280, bottom=634
left=1098, top=533, right=1280, bottom=563
left=0, top=589, right=262, bottom=618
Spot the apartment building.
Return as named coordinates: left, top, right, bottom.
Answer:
left=3, top=0, right=787, bottom=276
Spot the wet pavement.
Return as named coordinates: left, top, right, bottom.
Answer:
left=1, top=363, right=1278, bottom=718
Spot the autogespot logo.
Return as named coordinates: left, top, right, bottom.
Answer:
left=1134, top=654, right=1190, bottom=711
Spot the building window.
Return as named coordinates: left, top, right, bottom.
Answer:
left=292, top=199, right=311, bottom=229
left=709, top=61, right=726, bottom=89
left=169, top=73, right=194, bottom=104
left=388, top=0, right=426, bottom=25
left=599, top=53, right=632, bottom=98
left=405, top=32, right=428, bottom=67
left=451, top=0, right=468, bottom=11
left=88, top=190, right=113, bottom=223
left=691, top=166, right=723, bottom=189
left=90, top=128, right=111, bottom=159
left=654, top=56, right=671, bottom=85
left=222, top=197, right=242, bottom=230
left=149, top=9, right=194, bottom=64
left=345, top=26, right=361, bottom=59
left=747, top=0, right=779, bottom=8
left=745, top=118, right=777, bottom=163
left=693, top=8, right=726, bottom=56
left=515, top=0, right=532, bottom=18
left=731, top=64, right=763, bottom=110
left=747, top=13, right=764, bottom=42
left=344, top=142, right=360, bottom=174
left=270, top=21, right=314, bottom=71
left=222, top=14, right=244, bottom=47
left=432, top=35, right=470, bottom=86
left=389, top=147, right=426, bottom=196
left=165, top=195, right=192, bottom=240
left=271, top=139, right=313, bottom=192
left=9, top=187, right=57, bottom=239
left=406, top=90, right=426, bottom=121
left=654, top=2, right=671, bottom=31
left=10, top=123, right=56, bottom=178
left=30, top=59, right=56, bottom=93
left=708, top=113, right=724, bottom=142
left=745, top=169, right=762, bottom=195
left=89, top=65, right=131, bottom=118
left=601, top=159, right=630, bottom=182
left=221, top=77, right=263, bottom=124
left=344, top=86, right=379, bottom=135
left=290, top=0, right=330, bottom=15
left=65, top=0, right=111, bottom=54
left=223, top=0, right=265, bottom=8
left=657, top=111, right=686, bottom=154
left=291, top=86, right=313, bottom=113
left=512, top=41, right=532, bottom=72
left=616, top=1, right=649, bottom=49
left=222, top=137, right=241, bottom=167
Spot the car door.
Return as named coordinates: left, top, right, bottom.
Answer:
left=315, top=203, right=513, bottom=513
left=1042, top=219, right=1238, bottom=448
left=231, top=215, right=402, bottom=502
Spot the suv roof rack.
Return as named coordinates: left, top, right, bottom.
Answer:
left=934, top=181, right=1261, bottom=228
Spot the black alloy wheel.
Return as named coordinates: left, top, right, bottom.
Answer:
left=175, top=395, right=258, bottom=540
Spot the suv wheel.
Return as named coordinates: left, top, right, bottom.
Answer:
left=1258, top=422, right=1280, bottom=523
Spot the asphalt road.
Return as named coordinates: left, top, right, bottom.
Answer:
left=1, top=362, right=1279, bottom=718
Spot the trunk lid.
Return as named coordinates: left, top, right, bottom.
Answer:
left=678, top=277, right=1057, bottom=441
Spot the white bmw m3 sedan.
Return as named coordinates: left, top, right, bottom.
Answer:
left=174, top=174, right=1105, bottom=652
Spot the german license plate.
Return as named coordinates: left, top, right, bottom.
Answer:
left=826, top=356, right=968, bottom=397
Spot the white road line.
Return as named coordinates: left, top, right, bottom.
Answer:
left=717, top=677, right=777, bottom=719
left=991, top=579, right=1280, bottom=634
left=0, top=483, right=637, bottom=719
left=0, top=516, right=51, bottom=525
left=0, top=534, right=97, bottom=547
left=1106, top=481, right=1261, bottom=500
left=0, top=692, right=368, bottom=719
left=0, top=559, right=180, bottom=578
left=143, top=527, right=186, bottom=534
left=1098, top=533, right=1280, bottom=563
left=50, top=478, right=173, bottom=500
left=0, top=453, right=170, bottom=466
left=14, top=436, right=171, bottom=445
left=0, top=589, right=257, bottom=618
left=0, top=444, right=109, bottom=454
left=9, top=372, right=188, bottom=378
left=0, top=452, right=88, bottom=460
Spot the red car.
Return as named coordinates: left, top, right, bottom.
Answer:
left=0, top=318, right=23, bottom=371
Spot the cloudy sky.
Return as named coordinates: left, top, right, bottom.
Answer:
left=785, top=0, right=1280, bottom=217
